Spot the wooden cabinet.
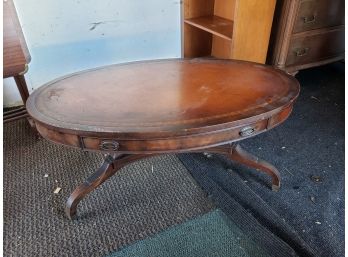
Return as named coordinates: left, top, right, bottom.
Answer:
left=182, top=0, right=277, bottom=64
left=268, top=0, right=345, bottom=74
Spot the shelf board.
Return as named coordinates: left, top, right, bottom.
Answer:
left=184, top=15, right=233, bottom=41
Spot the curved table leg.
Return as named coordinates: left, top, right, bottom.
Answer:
left=66, top=144, right=280, bottom=219
left=206, top=144, right=281, bottom=191
left=66, top=153, right=152, bottom=219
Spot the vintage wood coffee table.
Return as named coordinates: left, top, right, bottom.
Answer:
left=26, top=59, right=300, bottom=219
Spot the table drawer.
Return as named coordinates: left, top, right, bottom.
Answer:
left=293, top=0, right=344, bottom=33
left=81, top=119, right=269, bottom=153
left=286, top=27, right=344, bottom=66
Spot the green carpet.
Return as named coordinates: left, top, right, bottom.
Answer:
left=107, top=209, right=271, bottom=257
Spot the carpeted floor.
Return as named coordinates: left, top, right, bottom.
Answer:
left=107, top=209, right=271, bottom=257
left=3, top=121, right=215, bottom=257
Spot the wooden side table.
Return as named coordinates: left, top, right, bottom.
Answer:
left=26, top=59, right=300, bottom=219
left=3, top=0, right=31, bottom=123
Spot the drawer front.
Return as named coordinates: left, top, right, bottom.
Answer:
left=81, top=120, right=269, bottom=153
left=286, top=28, right=344, bottom=66
left=293, top=0, right=344, bottom=33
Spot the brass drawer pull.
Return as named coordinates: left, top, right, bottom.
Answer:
left=239, top=126, right=255, bottom=137
left=294, top=47, right=309, bottom=57
left=100, top=140, right=119, bottom=151
left=302, top=15, right=316, bottom=24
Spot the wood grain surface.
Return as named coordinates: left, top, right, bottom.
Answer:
left=184, top=15, right=233, bottom=41
left=27, top=59, right=299, bottom=140
left=3, top=0, right=31, bottom=78
left=183, top=0, right=276, bottom=63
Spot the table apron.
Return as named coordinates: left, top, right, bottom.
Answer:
left=34, top=106, right=292, bottom=154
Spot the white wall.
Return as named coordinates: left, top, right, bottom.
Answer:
left=4, top=0, right=182, bottom=107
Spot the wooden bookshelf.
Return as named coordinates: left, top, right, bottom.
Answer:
left=184, top=15, right=233, bottom=41
left=182, top=0, right=276, bottom=64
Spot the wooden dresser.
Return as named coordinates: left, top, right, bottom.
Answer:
left=268, top=0, right=344, bottom=75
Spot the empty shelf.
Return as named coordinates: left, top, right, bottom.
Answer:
left=184, top=15, right=233, bottom=41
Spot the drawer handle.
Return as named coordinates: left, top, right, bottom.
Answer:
left=294, top=47, right=309, bottom=57
left=302, top=15, right=316, bottom=24
left=100, top=140, right=119, bottom=151
left=239, top=126, right=255, bottom=137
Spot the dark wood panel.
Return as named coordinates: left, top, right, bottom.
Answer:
left=286, top=27, right=344, bottom=66
left=184, top=24, right=213, bottom=58
left=293, top=0, right=345, bottom=33
left=35, top=110, right=292, bottom=154
left=267, top=0, right=345, bottom=73
left=3, top=0, right=31, bottom=78
left=80, top=119, right=269, bottom=153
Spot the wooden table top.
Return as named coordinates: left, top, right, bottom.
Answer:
left=3, top=0, right=31, bottom=78
left=27, top=59, right=299, bottom=139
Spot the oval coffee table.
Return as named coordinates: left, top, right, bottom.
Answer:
left=26, top=59, right=300, bottom=219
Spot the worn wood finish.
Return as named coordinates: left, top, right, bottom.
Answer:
left=268, top=0, right=345, bottom=73
left=27, top=59, right=300, bottom=219
left=286, top=26, right=345, bottom=67
left=229, top=144, right=281, bottom=191
left=13, top=74, right=30, bottom=103
left=183, top=0, right=276, bottom=63
left=27, top=59, right=299, bottom=139
left=3, top=0, right=31, bottom=78
left=65, top=153, right=153, bottom=219
left=293, top=0, right=344, bottom=33
left=3, top=0, right=32, bottom=123
left=184, top=16, right=233, bottom=41
left=66, top=142, right=281, bottom=219
left=206, top=144, right=281, bottom=191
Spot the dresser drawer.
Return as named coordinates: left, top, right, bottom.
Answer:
left=286, top=27, right=344, bottom=66
left=293, top=0, right=344, bottom=33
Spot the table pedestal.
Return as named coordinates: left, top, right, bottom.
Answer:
left=65, top=143, right=280, bottom=219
